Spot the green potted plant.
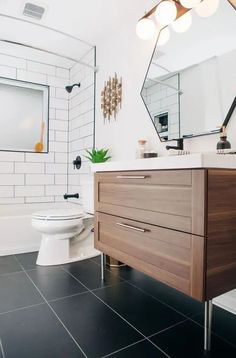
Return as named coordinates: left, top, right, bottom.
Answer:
left=85, top=148, right=111, bottom=163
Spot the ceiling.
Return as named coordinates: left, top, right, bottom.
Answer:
left=0, top=0, right=157, bottom=61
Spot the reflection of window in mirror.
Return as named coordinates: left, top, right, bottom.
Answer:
left=154, top=113, right=168, bottom=141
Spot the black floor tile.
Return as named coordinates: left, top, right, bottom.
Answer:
left=28, top=266, right=88, bottom=301
left=116, top=266, right=204, bottom=317
left=15, top=251, right=38, bottom=270
left=51, top=291, right=142, bottom=358
left=192, top=305, right=236, bottom=347
left=90, top=254, right=101, bottom=265
left=108, top=340, right=166, bottom=357
left=111, top=265, right=147, bottom=281
left=95, top=282, right=185, bottom=336
left=0, top=271, right=43, bottom=314
left=0, top=255, right=22, bottom=275
left=0, top=303, right=84, bottom=358
left=63, top=259, right=123, bottom=290
left=150, top=319, right=236, bottom=358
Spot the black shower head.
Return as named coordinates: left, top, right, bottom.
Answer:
left=65, top=83, right=81, bottom=93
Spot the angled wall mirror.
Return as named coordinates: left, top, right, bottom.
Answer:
left=141, top=0, right=236, bottom=142
left=0, top=77, right=49, bottom=152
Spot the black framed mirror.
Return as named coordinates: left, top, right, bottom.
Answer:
left=141, top=0, right=236, bottom=142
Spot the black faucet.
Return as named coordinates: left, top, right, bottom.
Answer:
left=166, top=138, right=184, bottom=151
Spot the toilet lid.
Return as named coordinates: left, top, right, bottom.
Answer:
left=32, top=208, right=84, bottom=221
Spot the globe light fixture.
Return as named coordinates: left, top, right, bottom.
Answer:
left=155, top=1, right=177, bottom=26
left=136, top=18, right=156, bottom=40
left=195, top=0, right=220, bottom=17
left=136, top=0, right=220, bottom=41
left=171, top=11, right=192, bottom=33
left=180, top=0, right=201, bottom=8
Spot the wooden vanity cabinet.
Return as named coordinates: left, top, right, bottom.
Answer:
left=94, top=169, right=236, bottom=302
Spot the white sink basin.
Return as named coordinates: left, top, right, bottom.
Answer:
left=91, top=153, right=236, bottom=172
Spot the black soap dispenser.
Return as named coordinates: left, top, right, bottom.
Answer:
left=217, top=126, right=231, bottom=153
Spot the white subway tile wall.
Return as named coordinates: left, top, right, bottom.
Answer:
left=0, top=48, right=95, bottom=205
left=68, top=48, right=95, bottom=206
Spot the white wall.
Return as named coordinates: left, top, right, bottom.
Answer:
left=95, top=22, right=236, bottom=159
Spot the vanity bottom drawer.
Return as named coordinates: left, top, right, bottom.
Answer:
left=95, top=212, right=205, bottom=301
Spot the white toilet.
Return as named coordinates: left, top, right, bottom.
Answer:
left=32, top=182, right=99, bottom=266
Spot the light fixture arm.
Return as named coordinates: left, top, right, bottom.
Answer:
left=139, top=1, right=235, bottom=22
left=139, top=1, right=189, bottom=22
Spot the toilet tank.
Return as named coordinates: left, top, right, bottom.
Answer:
left=81, top=179, right=94, bottom=214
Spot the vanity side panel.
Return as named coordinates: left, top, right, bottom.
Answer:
left=206, top=169, right=236, bottom=300
left=191, top=170, right=207, bottom=237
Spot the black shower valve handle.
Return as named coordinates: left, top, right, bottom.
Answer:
left=73, top=156, right=82, bottom=170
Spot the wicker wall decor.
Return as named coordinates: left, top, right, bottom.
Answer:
left=101, top=73, right=122, bottom=121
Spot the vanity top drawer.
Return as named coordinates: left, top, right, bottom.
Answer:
left=95, top=169, right=206, bottom=236
left=95, top=170, right=192, bottom=186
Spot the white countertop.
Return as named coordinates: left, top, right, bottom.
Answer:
left=90, top=153, right=236, bottom=172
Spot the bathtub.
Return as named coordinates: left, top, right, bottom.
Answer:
left=0, top=202, right=82, bottom=256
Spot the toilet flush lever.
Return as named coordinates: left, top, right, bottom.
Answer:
left=73, top=156, right=81, bottom=170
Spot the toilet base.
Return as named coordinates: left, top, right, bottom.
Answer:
left=36, top=232, right=99, bottom=266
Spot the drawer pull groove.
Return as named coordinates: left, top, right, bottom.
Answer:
left=116, top=222, right=148, bottom=233
left=116, top=175, right=147, bottom=179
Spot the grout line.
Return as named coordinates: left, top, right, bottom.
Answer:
left=0, top=339, right=6, bottom=358
left=61, top=266, right=171, bottom=358
left=0, top=270, right=24, bottom=277
left=48, top=290, right=89, bottom=304
left=91, top=281, right=126, bottom=293
left=101, top=338, right=146, bottom=358
left=0, top=302, right=46, bottom=317
left=13, top=255, right=88, bottom=358
left=147, top=318, right=189, bottom=339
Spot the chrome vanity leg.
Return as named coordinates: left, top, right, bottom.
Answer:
left=204, top=300, right=213, bottom=351
left=101, top=253, right=105, bottom=281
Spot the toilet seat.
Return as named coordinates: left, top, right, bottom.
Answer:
left=33, top=208, right=84, bottom=221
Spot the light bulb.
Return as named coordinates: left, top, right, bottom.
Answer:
left=180, top=0, right=201, bottom=8
left=136, top=18, right=156, bottom=40
left=158, top=27, right=170, bottom=46
left=195, top=0, right=219, bottom=17
left=155, top=1, right=177, bottom=26
left=171, top=12, right=192, bottom=33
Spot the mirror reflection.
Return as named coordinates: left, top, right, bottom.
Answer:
left=141, top=0, right=236, bottom=141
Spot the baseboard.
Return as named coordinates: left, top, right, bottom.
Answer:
left=0, top=245, right=39, bottom=257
